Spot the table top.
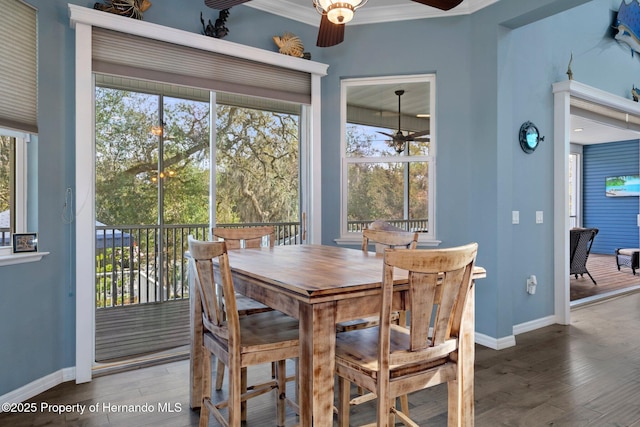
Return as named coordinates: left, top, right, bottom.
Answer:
left=224, top=244, right=486, bottom=302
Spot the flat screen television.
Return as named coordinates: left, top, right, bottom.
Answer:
left=605, top=175, right=640, bottom=197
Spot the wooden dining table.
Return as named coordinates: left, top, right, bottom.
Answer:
left=189, top=244, right=486, bottom=426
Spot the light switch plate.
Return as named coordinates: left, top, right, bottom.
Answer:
left=536, top=211, right=543, bottom=224
left=512, top=211, right=519, bottom=224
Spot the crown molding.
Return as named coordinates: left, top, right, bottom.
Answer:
left=245, top=0, right=499, bottom=27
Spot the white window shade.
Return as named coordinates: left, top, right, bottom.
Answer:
left=0, top=0, right=38, bottom=134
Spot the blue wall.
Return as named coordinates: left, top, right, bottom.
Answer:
left=584, top=140, right=640, bottom=254
left=5, top=0, right=640, bottom=399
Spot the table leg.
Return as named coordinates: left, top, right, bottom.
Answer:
left=298, top=301, right=336, bottom=427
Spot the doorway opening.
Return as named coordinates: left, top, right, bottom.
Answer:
left=554, top=81, right=640, bottom=319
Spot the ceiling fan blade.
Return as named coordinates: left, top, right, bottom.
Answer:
left=316, top=14, right=345, bottom=47
left=376, top=131, right=395, bottom=138
left=411, top=0, right=463, bottom=11
left=204, top=0, right=251, bottom=9
left=407, top=129, right=430, bottom=138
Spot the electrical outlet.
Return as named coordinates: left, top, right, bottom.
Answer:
left=512, top=211, right=519, bottom=224
left=536, top=211, right=543, bottom=224
left=526, top=275, right=537, bottom=294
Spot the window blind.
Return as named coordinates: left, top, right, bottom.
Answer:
left=92, top=28, right=311, bottom=105
left=0, top=0, right=37, bottom=134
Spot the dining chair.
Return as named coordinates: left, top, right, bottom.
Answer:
left=336, top=228, right=418, bottom=333
left=336, top=227, right=419, bottom=414
left=335, top=243, right=478, bottom=427
left=188, top=236, right=299, bottom=427
left=212, top=225, right=276, bottom=250
left=211, top=226, right=277, bottom=389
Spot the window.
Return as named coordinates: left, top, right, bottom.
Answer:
left=0, top=0, right=37, bottom=262
left=0, top=129, right=27, bottom=254
left=340, top=75, right=436, bottom=243
left=569, top=152, right=580, bottom=228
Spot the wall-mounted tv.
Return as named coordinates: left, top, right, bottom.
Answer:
left=605, top=175, right=640, bottom=197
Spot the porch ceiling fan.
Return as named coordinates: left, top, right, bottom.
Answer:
left=203, top=0, right=464, bottom=47
left=377, top=89, right=430, bottom=154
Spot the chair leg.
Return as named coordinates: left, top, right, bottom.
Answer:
left=228, top=358, right=242, bottom=426
left=199, top=350, right=211, bottom=427
left=447, top=379, right=462, bottom=427
left=215, top=359, right=225, bottom=390
left=241, top=367, right=248, bottom=422
left=586, top=271, right=597, bottom=285
left=337, top=377, right=351, bottom=427
left=276, top=360, right=287, bottom=427
left=400, top=394, right=409, bottom=418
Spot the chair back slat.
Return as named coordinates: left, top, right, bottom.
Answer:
left=383, top=243, right=478, bottom=366
left=212, top=225, right=275, bottom=249
left=362, top=228, right=418, bottom=254
left=188, top=236, right=239, bottom=345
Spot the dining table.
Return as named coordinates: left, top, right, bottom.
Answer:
left=188, top=244, right=486, bottom=426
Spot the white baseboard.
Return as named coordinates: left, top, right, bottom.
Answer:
left=512, top=314, right=557, bottom=336
left=474, top=314, right=557, bottom=350
left=0, top=367, right=76, bottom=410
left=475, top=332, right=516, bottom=350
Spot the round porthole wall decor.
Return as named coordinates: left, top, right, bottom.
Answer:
left=519, top=121, right=544, bottom=154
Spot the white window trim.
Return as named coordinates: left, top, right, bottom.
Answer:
left=336, top=74, right=439, bottom=246
left=70, top=4, right=327, bottom=384
left=0, top=131, right=47, bottom=265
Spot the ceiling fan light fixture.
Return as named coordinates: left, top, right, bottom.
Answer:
left=315, top=0, right=368, bottom=25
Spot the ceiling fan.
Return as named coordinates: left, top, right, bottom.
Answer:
left=377, top=89, right=430, bottom=154
left=204, top=0, right=464, bottom=47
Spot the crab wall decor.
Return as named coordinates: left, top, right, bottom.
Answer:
left=93, top=0, right=152, bottom=20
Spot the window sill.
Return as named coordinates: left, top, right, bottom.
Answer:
left=0, top=251, right=50, bottom=267
left=334, top=236, right=441, bottom=247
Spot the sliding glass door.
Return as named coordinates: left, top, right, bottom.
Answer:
left=94, top=80, right=302, bottom=362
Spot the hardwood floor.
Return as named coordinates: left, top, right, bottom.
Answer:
left=3, top=290, right=640, bottom=426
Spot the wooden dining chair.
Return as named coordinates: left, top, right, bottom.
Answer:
left=211, top=226, right=277, bottom=389
left=336, top=228, right=418, bottom=333
left=188, top=236, right=299, bottom=427
left=335, top=243, right=478, bottom=427
left=335, top=227, right=420, bottom=414
left=212, top=225, right=276, bottom=250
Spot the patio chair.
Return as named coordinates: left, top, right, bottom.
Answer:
left=569, top=227, right=599, bottom=285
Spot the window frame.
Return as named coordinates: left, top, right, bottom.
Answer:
left=337, top=74, right=438, bottom=245
left=0, top=129, right=29, bottom=258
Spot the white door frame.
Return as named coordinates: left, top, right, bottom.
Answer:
left=553, top=80, right=640, bottom=324
left=71, top=5, right=327, bottom=383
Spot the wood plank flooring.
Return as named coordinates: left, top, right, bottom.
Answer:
left=571, top=253, right=640, bottom=302
left=3, top=290, right=640, bottom=426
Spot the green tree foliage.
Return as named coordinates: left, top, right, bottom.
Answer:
left=95, top=88, right=299, bottom=227
left=345, top=123, right=428, bottom=223
left=216, top=105, right=299, bottom=223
